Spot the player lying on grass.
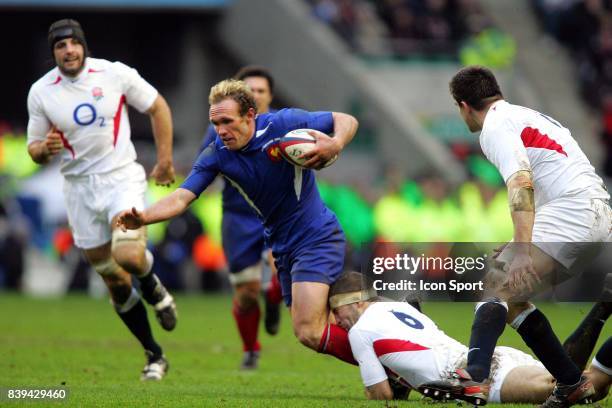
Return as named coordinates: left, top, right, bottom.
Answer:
left=117, top=79, right=362, bottom=365
left=329, top=272, right=611, bottom=404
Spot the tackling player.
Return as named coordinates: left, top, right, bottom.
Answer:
left=198, top=66, right=283, bottom=369
left=117, top=79, right=360, bottom=366
left=421, top=66, right=611, bottom=407
left=26, top=19, right=177, bottom=380
left=329, top=272, right=611, bottom=404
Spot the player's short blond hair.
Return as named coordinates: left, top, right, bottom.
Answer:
left=209, top=79, right=257, bottom=116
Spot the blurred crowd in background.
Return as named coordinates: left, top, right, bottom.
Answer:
left=1, top=0, right=611, bottom=294
left=308, top=0, right=515, bottom=66
left=532, top=0, right=612, bottom=177
left=0, top=126, right=511, bottom=292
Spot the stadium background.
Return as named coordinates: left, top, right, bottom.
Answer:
left=0, top=0, right=610, bottom=406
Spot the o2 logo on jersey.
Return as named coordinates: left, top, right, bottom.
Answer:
left=390, top=310, right=424, bottom=329
left=73, top=103, right=97, bottom=126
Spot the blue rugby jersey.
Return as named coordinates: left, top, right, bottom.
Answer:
left=198, top=108, right=278, bottom=214
left=182, top=108, right=341, bottom=255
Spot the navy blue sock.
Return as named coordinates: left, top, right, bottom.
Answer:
left=466, top=301, right=507, bottom=382
left=516, top=308, right=581, bottom=385
left=563, top=302, right=611, bottom=370
left=594, top=337, right=612, bottom=369
left=117, top=300, right=163, bottom=358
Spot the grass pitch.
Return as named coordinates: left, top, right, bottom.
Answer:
left=0, top=294, right=609, bottom=407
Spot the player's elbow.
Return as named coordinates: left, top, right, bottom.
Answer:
left=333, top=112, right=359, bottom=131
left=147, top=94, right=171, bottom=117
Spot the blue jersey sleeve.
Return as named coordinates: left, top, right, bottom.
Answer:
left=180, top=141, right=219, bottom=197
left=277, top=108, right=334, bottom=135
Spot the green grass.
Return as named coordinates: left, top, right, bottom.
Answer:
left=0, top=294, right=609, bottom=407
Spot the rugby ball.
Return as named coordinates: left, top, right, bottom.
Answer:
left=278, top=129, right=338, bottom=168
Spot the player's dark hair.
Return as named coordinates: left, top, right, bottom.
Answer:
left=234, top=65, right=275, bottom=95
left=450, top=66, right=503, bottom=110
left=329, top=271, right=369, bottom=297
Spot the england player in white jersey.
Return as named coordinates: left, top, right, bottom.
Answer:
left=329, top=272, right=611, bottom=404
left=421, top=66, right=611, bottom=407
left=26, top=19, right=177, bottom=380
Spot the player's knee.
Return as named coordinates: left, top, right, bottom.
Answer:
left=112, top=244, right=146, bottom=275
left=92, top=257, right=121, bottom=278
left=234, top=284, right=259, bottom=309
left=111, top=228, right=147, bottom=274
left=292, top=321, right=321, bottom=350
left=507, top=302, right=536, bottom=328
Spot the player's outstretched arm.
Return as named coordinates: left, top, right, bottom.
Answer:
left=117, top=188, right=196, bottom=231
left=147, top=94, right=175, bottom=186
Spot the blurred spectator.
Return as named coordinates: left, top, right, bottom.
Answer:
left=601, top=92, right=612, bottom=175
left=532, top=0, right=612, bottom=175
left=310, top=0, right=509, bottom=59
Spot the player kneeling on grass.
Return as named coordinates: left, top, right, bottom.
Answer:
left=329, top=272, right=611, bottom=404
left=117, top=79, right=361, bottom=366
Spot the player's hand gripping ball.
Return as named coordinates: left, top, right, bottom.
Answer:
left=278, top=129, right=338, bottom=169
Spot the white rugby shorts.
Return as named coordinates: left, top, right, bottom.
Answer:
left=531, top=197, right=611, bottom=269
left=63, top=162, right=147, bottom=249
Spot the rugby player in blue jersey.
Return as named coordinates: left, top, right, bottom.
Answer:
left=199, top=66, right=283, bottom=369
left=117, top=79, right=360, bottom=364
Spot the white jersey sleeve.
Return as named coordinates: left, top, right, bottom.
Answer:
left=112, top=61, right=158, bottom=113
left=348, top=327, right=388, bottom=387
left=480, top=116, right=531, bottom=183
left=26, top=84, right=51, bottom=144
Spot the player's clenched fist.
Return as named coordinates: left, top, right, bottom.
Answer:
left=116, top=207, right=145, bottom=231
left=45, top=125, right=63, bottom=156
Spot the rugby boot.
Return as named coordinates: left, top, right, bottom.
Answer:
left=418, top=368, right=489, bottom=406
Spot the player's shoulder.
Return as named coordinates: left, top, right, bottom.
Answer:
left=269, top=107, right=308, bottom=121
left=482, top=100, right=521, bottom=135
left=29, top=67, right=61, bottom=94
left=88, top=58, right=137, bottom=79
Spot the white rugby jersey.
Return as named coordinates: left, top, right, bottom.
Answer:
left=27, top=57, right=158, bottom=176
left=480, top=100, right=609, bottom=208
left=348, top=302, right=466, bottom=388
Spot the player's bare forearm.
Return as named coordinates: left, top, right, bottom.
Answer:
left=148, top=94, right=173, bottom=165
left=142, top=188, right=196, bottom=225
left=331, top=112, right=359, bottom=151
left=365, top=380, right=393, bottom=400
left=27, top=140, right=51, bottom=164
left=507, top=170, right=535, bottom=248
